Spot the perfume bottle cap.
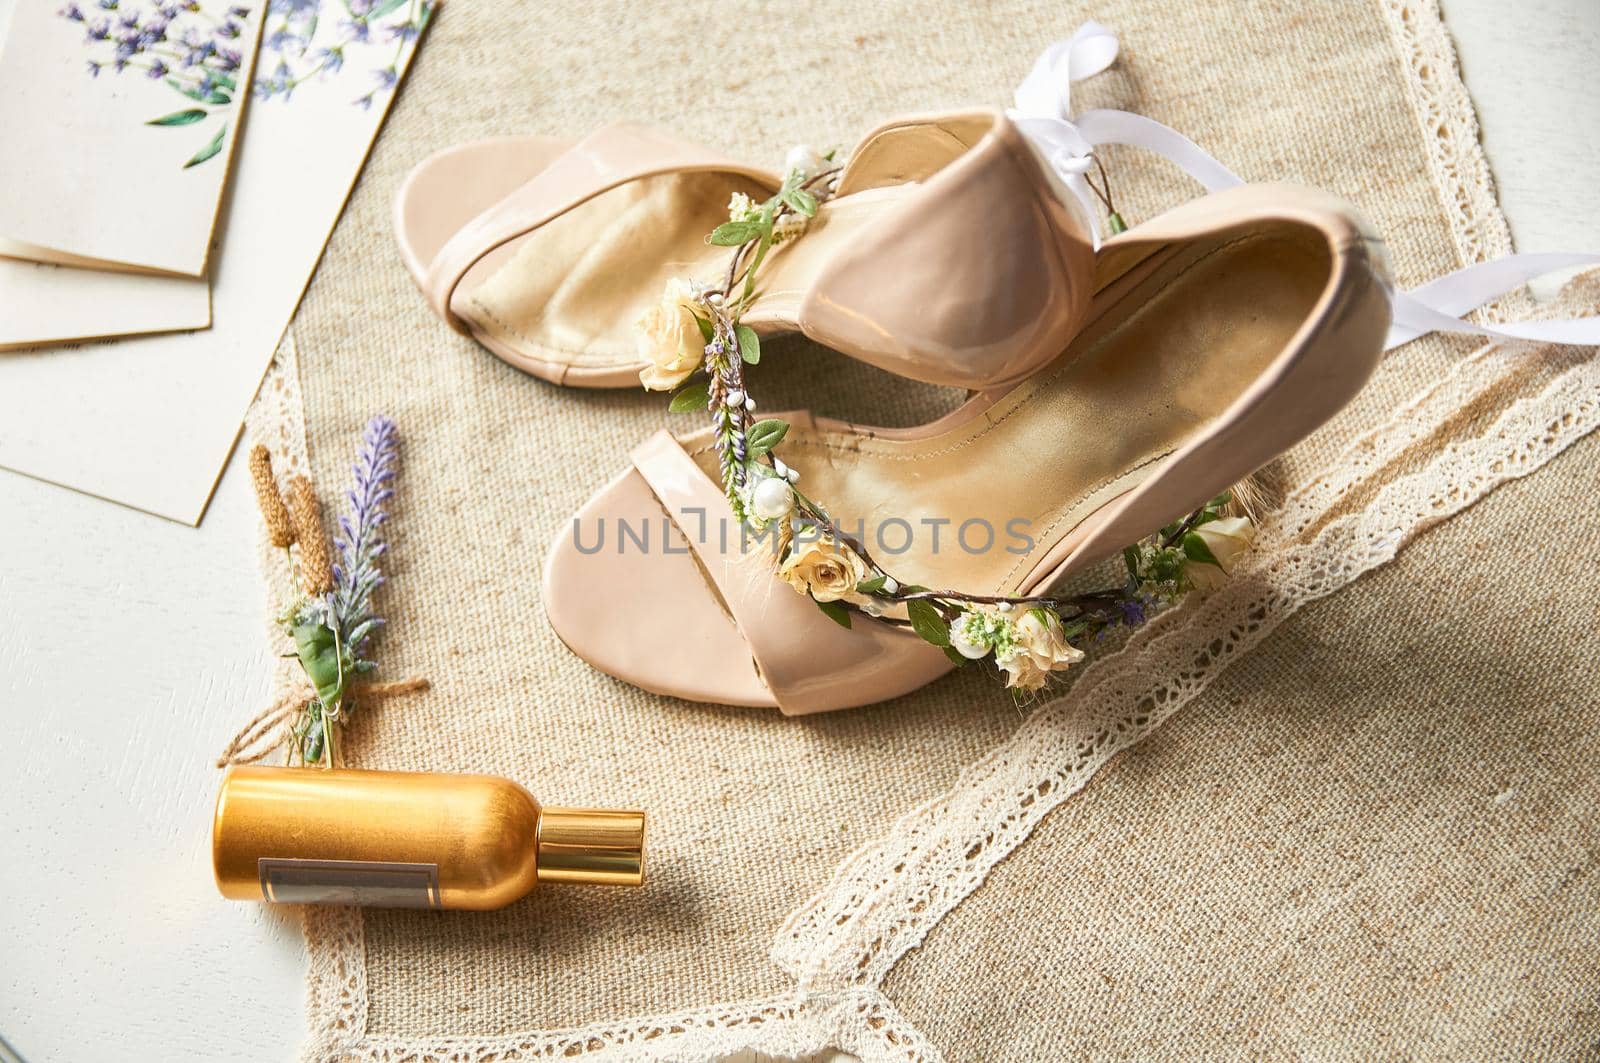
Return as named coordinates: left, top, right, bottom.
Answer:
left=536, top=807, right=646, bottom=886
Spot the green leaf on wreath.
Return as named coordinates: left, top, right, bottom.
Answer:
left=814, top=597, right=852, bottom=628
left=710, top=220, right=762, bottom=246
left=907, top=599, right=950, bottom=647
left=781, top=186, right=818, bottom=217
left=746, top=418, right=789, bottom=455
left=736, top=325, right=760, bottom=365
left=669, top=381, right=710, bottom=413
left=1182, top=531, right=1221, bottom=568
left=1058, top=617, right=1089, bottom=640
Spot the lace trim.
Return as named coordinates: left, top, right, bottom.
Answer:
left=1379, top=0, right=1512, bottom=273
left=250, top=3, right=1599, bottom=1057
left=314, top=986, right=938, bottom=1063
left=771, top=0, right=1533, bottom=987
left=772, top=295, right=1600, bottom=989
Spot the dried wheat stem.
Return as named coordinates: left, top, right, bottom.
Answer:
left=287, top=476, right=334, bottom=594
left=248, top=445, right=296, bottom=548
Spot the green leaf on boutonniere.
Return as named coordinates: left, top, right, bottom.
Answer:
left=814, top=597, right=852, bottom=628
left=1028, top=606, right=1051, bottom=626
left=1058, top=617, right=1089, bottom=640
left=668, top=382, right=710, bottom=413
left=183, top=126, right=227, bottom=168
left=942, top=645, right=969, bottom=667
left=290, top=620, right=346, bottom=708
left=710, top=220, right=762, bottom=246
left=781, top=186, right=818, bottom=217
left=746, top=418, right=789, bottom=455
left=696, top=314, right=715, bottom=342
left=1182, top=531, right=1221, bottom=568
left=856, top=575, right=888, bottom=595
left=148, top=108, right=209, bottom=126
left=736, top=325, right=761, bottom=365
left=368, top=0, right=410, bottom=17
left=1209, top=491, right=1233, bottom=509
left=906, top=599, right=950, bottom=647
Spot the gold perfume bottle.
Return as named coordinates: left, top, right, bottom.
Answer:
left=212, top=766, right=645, bottom=910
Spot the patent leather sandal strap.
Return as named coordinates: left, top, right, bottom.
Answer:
left=628, top=430, right=949, bottom=715
left=423, top=124, right=778, bottom=334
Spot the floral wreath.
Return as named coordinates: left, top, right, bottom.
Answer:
left=635, top=146, right=1257, bottom=695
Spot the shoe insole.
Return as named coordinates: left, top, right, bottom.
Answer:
left=684, top=226, right=1333, bottom=596
left=457, top=173, right=915, bottom=373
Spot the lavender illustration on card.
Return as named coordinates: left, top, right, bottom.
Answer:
left=59, top=0, right=251, bottom=168
left=254, top=0, right=432, bottom=109
left=59, top=0, right=431, bottom=169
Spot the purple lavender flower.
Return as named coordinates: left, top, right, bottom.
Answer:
left=147, top=58, right=167, bottom=77
left=331, top=415, right=399, bottom=658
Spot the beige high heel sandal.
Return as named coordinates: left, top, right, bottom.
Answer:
left=541, top=183, right=1392, bottom=713
left=394, top=109, right=1094, bottom=389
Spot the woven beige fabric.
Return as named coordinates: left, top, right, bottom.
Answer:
left=242, top=0, right=1599, bottom=1057
left=883, top=430, right=1600, bottom=1060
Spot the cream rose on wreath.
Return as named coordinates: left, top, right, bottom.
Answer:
left=1185, top=515, right=1256, bottom=591
left=636, top=278, right=705, bottom=391
left=997, top=609, right=1086, bottom=692
left=779, top=534, right=869, bottom=603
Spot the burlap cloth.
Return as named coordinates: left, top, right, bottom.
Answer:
left=241, top=0, right=1600, bottom=1058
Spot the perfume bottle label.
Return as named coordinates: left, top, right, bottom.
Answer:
left=258, top=857, right=442, bottom=908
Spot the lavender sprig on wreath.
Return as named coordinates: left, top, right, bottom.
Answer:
left=332, top=414, right=397, bottom=665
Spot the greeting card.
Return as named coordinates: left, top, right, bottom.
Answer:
left=0, top=0, right=264, bottom=277
left=0, top=0, right=435, bottom=523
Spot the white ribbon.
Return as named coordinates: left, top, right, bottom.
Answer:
left=1010, top=23, right=1600, bottom=351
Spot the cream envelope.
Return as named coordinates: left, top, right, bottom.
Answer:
left=0, top=0, right=264, bottom=277
left=0, top=254, right=211, bottom=350
left=0, top=0, right=435, bottom=524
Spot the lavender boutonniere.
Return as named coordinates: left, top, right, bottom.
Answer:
left=225, top=414, right=427, bottom=769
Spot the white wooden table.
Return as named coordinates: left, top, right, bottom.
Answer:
left=2, top=2, right=1596, bottom=1059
